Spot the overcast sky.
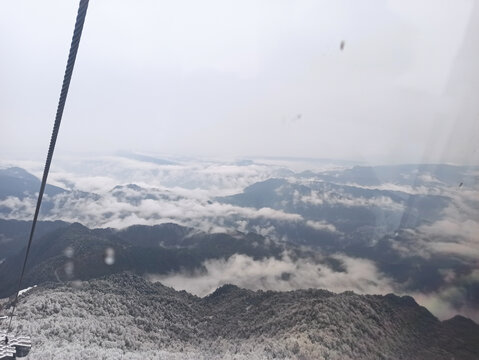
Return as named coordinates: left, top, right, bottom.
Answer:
left=1, top=0, right=478, bottom=165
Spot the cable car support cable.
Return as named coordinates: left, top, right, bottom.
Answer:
left=5, top=0, right=90, bottom=339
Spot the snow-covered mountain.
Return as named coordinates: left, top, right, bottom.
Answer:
left=4, top=272, right=478, bottom=360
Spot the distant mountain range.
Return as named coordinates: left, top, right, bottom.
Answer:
left=3, top=272, right=478, bottom=359
left=0, top=218, right=477, bottom=323
left=0, top=221, right=289, bottom=299
left=0, top=167, right=66, bottom=200
left=0, top=163, right=478, bottom=323
left=217, top=177, right=449, bottom=232
left=311, top=164, right=478, bottom=187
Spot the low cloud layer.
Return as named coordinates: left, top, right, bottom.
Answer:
left=1, top=157, right=478, bottom=322
left=150, top=252, right=479, bottom=322
left=0, top=157, right=342, bottom=235
left=0, top=189, right=307, bottom=234
left=405, top=188, right=479, bottom=260
left=412, top=269, right=479, bottom=322
left=298, top=189, right=405, bottom=211
left=148, top=252, right=395, bottom=297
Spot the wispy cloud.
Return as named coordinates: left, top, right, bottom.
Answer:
left=412, top=269, right=479, bottom=322
left=299, top=189, right=405, bottom=211
left=415, top=189, right=479, bottom=259
left=148, top=252, right=395, bottom=297
left=305, top=220, right=338, bottom=233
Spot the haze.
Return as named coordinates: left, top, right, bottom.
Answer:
left=1, top=0, right=478, bottom=165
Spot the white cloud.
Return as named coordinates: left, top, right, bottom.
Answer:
left=0, top=196, right=35, bottom=219
left=48, top=156, right=284, bottom=196
left=299, top=189, right=405, bottom=211
left=0, top=185, right=303, bottom=232
left=412, top=269, right=479, bottom=322
left=0, top=157, right=310, bottom=231
left=148, top=252, right=395, bottom=297
left=305, top=220, right=338, bottom=233
left=344, top=182, right=438, bottom=195
left=416, top=189, right=479, bottom=259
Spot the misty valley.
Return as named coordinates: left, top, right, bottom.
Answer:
left=0, top=157, right=478, bottom=359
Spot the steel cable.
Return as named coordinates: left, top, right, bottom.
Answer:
left=7, top=0, right=90, bottom=331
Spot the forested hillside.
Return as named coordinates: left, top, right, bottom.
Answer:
left=4, top=273, right=479, bottom=360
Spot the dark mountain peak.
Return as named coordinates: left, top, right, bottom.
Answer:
left=0, top=166, right=66, bottom=200
left=117, top=222, right=193, bottom=247
left=384, top=293, right=419, bottom=306
left=205, top=284, right=254, bottom=302
left=0, top=166, right=39, bottom=181
left=67, top=222, right=90, bottom=232
left=110, top=271, right=145, bottom=281
left=442, top=314, right=479, bottom=354
left=111, top=183, right=144, bottom=192
left=443, top=314, right=479, bottom=328
left=95, top=271, right=150, bottom=288
left=51, top=221, right=93, bottom=240
left=244, top=178, right=288, bottom=192
left=81, top=272, right=183, bottom=299
left=125, top=184, right=143, bottom=191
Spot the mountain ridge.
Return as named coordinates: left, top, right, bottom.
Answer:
left=4, top=272, right=478, bottom=360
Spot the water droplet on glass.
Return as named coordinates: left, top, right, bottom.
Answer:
left=104, top=247, right=115, bottom=265
left=64, top=246, right=74, bottom=258
left=65, top=261, right=74, bottom=277
left=71, top=280, right=83, bottom=288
